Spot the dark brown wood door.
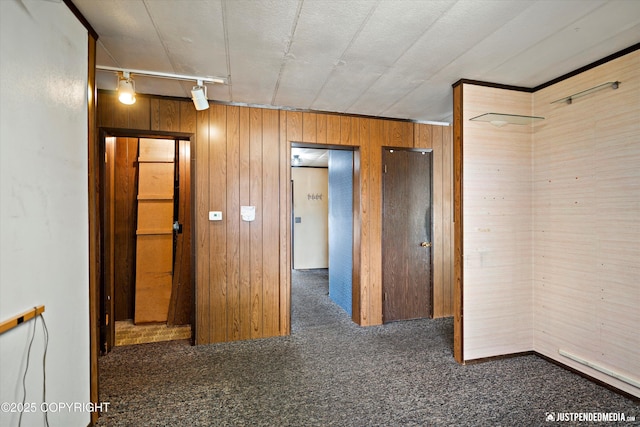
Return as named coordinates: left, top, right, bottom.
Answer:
left=382, top=149, right=432, bottom=323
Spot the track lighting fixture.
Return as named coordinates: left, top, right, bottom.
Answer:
left=97, top=65, right=227, bottom=110
left=117, top=71, right=136, bottom=105
left=191, top=80, right=209, bottom=111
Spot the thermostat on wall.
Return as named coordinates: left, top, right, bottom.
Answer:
left=209, top=211, right=222, bottom=221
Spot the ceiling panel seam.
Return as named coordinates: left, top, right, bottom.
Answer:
left=97, top=39, right=120, bottom=67
left=271, top=0, right=305, bottom=106
left=343, top=0, right=459, bottom=116
left=222, top=0, right=232, bottom=101
left=483, top=1, right=607, bottom=81
left=379, top=0, right=544, bottom=115
left=380, top=0, right=538, bottom=118
left=307, top=0, right=381, bottom=110
left=434, top=1, right=541, bottom=82
left=142, top=0, right=190, bottom=98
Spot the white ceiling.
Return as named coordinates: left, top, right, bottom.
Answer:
left=74, top=0, right=640, bottom=124
left=292, top=147, right=329, bottom=167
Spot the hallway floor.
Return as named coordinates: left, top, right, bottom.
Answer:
left=114, top=320, right=191, bottom=346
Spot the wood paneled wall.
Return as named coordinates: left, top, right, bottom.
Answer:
left=454, top=49, right=638, bottom=397
left=532, top=50, right=639, bottom=397
left=97, top=92, right=454, bottom=344
left=416, top=123, right=454, bottom=318
left=196, top=105, right=281, bottom=343
left=458, top=84, right=535, bottom=360
left=281, top=113, right=454, bottom=327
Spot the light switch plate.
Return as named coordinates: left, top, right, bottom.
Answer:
left=241, top=206, right=256, bottom=222
left=209, top=211, right=222, bottom=221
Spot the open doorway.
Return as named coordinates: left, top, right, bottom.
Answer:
left=290, top=144, right=357, bottom=327
left=99, top=129, right=195, bottom=353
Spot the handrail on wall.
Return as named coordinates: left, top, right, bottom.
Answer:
left=0, top=305, right=45, bottom=335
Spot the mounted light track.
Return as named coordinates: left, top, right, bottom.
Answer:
left=97, top=65, right=228, bottom=110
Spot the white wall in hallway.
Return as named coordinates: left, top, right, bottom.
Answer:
left=292, top=167, right=329, bottom=269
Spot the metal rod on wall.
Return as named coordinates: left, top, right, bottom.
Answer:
left=551, top=81, right=620, bottom=105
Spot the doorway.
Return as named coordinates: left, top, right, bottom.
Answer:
left=100, top=130, right=194, bottom=352
left=290, top=144, right=358, bottom=323
left=382, top=148, right=433, bottom=323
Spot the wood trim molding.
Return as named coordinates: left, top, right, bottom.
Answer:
left=532, top=42, right=640, bottom=91
left=452, top=84, right=463, bottom=364
left=63, top=0, right=99, bottom=40
left=452, top=43, right=640, bottom=94
left=452, top=79, right=532, bottom=93
left=87, top=33, right=100, bottom=426
left=100, top=127, right=193, bottom=140
left=352, top=149, right=362, bottom=325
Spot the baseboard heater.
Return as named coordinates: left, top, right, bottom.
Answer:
left=559, top=349, right=640, bottom=389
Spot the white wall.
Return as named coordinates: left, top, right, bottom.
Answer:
left=292, top=167, right=329, bottom=269
left=0, top=1, right=90, bottom=426
left=533, top=50, right=640, bottom=397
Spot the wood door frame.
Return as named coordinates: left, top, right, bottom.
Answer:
left=452, top=84, right=464, bottom=364
left=288, top=142, right=362, bottom=324
left=94, top=127, right=196, bottom=353
left=381, top=146, right=434, bottom=322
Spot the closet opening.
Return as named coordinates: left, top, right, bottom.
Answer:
left=98, top=128, right=195, bottom=353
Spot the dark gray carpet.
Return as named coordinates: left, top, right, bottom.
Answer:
left=97, top=269, right=639, bottom=426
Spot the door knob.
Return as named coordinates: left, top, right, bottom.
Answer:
left=420, top=242, right=432, bottom=247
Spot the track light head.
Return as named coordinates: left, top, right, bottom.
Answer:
left=118, top=72, right=136, bottom=105
left=191, top=80, right=209, bottom=111
left=100, top=66, right=226, bottom=110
